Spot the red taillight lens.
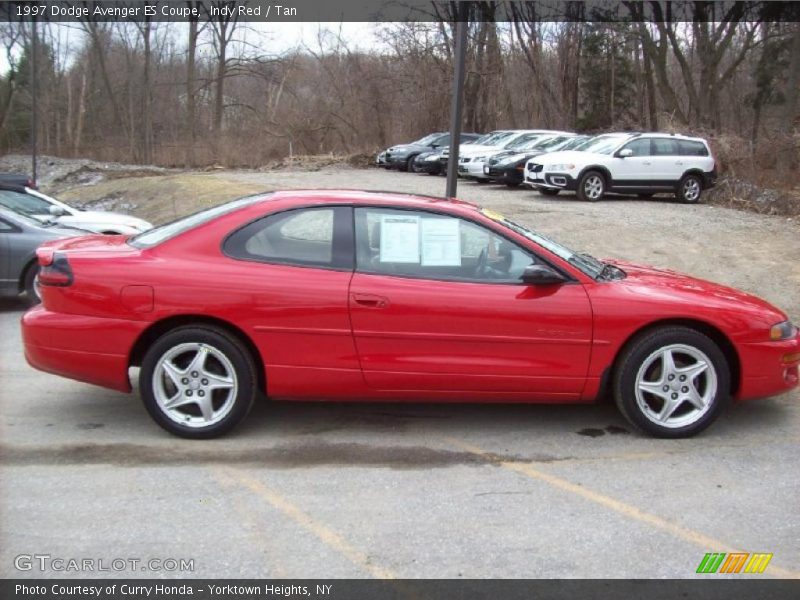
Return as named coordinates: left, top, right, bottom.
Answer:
left=37, top=247, right=55, bottom=266
left=38, top=254, right=73, bottom=287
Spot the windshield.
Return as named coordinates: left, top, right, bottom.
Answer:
left=0, top=189, right=55, bottom=218
left=505, top=133, right=545, bottom=150
left=412, top=133, right=441, bottom=146
left=579, top=135, right=633, bottom=155
left=562, top=136, right=593, bottom=151
left=0, top=207, right=45, bottom=228
left=481, top=208, right=605, bottom=279
left=478, top=131, right=515, bottom=146
left=129, top=194, right=267, bottom=249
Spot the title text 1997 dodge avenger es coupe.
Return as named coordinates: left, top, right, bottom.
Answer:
left=22, top=190, right=799, bottom=439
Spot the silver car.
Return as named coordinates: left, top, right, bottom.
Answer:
left=0, top=185, right=152, bottom=235
left=0, top=206, right=88, bottom=303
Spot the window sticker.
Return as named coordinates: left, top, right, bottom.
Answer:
left=379, top=214, right=420, bottom=263
left=480, top=208, right=505, bottom=222
left=421, top=217, right=461, bottom=266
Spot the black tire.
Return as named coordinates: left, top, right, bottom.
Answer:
left=612, top=326, right=730, bottom=438
left=576, top=170, right=606, bottom=202
left=404, top=156, right=417, bottom=172
left=476, top=178, right=490, bottom=184
left=139, top=325, right=258, bottom=439
left=538, top=188, right=560, bottom=196
left=677, top=173, right=703, bottom=204
left=23, top=263, right=41, bottom=305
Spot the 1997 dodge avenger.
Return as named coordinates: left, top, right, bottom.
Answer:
left=21, top=190, right=799, bottom=438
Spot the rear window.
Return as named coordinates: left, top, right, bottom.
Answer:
left=129, top=194, right=268, bottom=248
left=678, top=140, right=709, bottom=156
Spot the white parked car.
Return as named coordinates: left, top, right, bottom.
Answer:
left=458, top=130, right=571, bottom=182
left=0, top=185, right=152, bottom=234
left=524, top=132, right=717, bottom=203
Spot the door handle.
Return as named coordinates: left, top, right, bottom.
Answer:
left=352, top=293, right=389, bottom=308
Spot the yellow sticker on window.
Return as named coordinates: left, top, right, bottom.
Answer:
left=480, top=208, right=505, bottom=222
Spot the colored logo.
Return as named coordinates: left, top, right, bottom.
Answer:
left=696, top=552, right=773, bottom=574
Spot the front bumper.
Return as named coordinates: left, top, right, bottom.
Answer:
left=413, top=157, right=442, bottom=174
left=736, top=332, right=800, bottom=401
left=22, top=306, right=147, bottom=392
left=524, top=169, right=578, bottom=191
left=486, top=165, right=524, bottom=185
left=458, top=160, right=490, bottom=180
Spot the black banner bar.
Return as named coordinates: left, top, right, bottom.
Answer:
left=1, top=1, right=799, bottom=23
left=3, top=579, right=800, bottom=600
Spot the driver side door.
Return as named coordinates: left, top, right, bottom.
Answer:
left=348, top=207, right=593, bottom=398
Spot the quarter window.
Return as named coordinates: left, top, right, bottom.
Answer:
left=678, top=140, right=709, bottom=156
left=224, top=207, right=351, bottom=269
left=355, top=208, right=536, bottom=283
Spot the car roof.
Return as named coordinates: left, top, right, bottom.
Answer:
left=266, top=189, right=479, bottom=211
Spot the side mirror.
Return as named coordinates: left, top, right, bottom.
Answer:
left=49, top=205, right=67, bottom=217
left=521, top=264, right=567, bottom=285
left=617, top=148, right=633, bottom=158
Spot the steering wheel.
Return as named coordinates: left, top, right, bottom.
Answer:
left=474, top=247, right=488, bottom=277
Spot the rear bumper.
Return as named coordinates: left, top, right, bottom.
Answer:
left=21, top=306, right=147, bottom=392
left=736, top=333, right=800, bottom=401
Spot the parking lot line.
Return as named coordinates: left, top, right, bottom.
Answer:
left=443, top=436, right=800, bottom=579
left=216, top=467, right=397, bottom=579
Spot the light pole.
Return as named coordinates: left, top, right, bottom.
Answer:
left=445, top=3, right=468, bottom=199
left=30, top=17, right=38, bottom=184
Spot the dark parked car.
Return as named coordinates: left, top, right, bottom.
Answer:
left=485, top=135, right=591, bottom=187
left=0, top=173, right=37, bottom=189
left=411, top=134, right=483, bottom=175
left=378, top=132, right=481, bottom=171
left=0, top=206, right=86, bottom=303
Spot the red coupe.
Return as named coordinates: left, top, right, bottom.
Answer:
left=21, top=190, right=799, bottom=438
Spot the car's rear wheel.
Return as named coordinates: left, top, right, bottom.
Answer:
left=140, top=326, right=257, bottom=439
left=23, top=263, right=41, bottom=305
left=677, top=174, right=703, bottom=204
left=613, top=327, right=729, bottom=438
left=577, top=171, right=605, bottom=202
left=538, top=188, right=560, bottom=196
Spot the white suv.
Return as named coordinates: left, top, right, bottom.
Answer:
left=524, top=132, right=717, bottom=203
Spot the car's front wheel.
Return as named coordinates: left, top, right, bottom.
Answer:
left=140, top=325, right=257, bottom=438
left=577, top=171, right=605, bottom=202
left=612, top=326, right=729, bottom=438
left=677, top=174, right=703, bottom=204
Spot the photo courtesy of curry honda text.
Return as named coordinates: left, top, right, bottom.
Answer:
left=21, top=190, right=800, bottom=439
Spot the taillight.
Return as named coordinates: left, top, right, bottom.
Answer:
left=37, top=247, right=55, bottom=266
left=38, top=253, right=73, bottom=287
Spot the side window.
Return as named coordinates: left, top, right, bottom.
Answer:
left=651, top=138, right=679, bottom=156
left=354, top=208, right=536, bottom=283
left=678, top=140, right=709, bottom=156
left=433, top=134, right=450, bottom=147
left=224, top=207, right=351, bottom=269
left=0, top=190, right=53, bottom=218
left=620, top=139, right=651, bottom=157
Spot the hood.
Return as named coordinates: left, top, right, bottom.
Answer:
left=609, top=259, right=787, bottom=324
left=458, top=144, right=506, bottom=157
left=387, top=143, right=429, bottom=154
left=534, top=149, right=605, bottom=164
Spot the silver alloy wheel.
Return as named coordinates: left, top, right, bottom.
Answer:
left=152, top=342, right=238, bottom=428
left=584, top=175, right=604, bottom=200
left=683, top=177, right=701, bottom=202
left=634, top=343, right=717, bottom=429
